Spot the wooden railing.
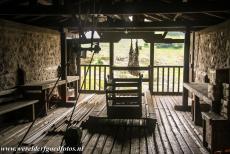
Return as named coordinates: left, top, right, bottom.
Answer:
left=152, top=66, right=183, bottom=94
left=80, top=65, right=183, bottom=94
left=80, top=65, right=110, bottom=93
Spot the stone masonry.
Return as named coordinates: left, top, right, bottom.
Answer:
left=0, top=19, right=61, bottom=91
left=193, top=20, right=230, bottom=82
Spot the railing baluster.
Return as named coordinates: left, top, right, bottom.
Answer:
left=178, top=67, right=181, bottom=92
left=79, top=65, right=182, bottom=94
left=89, top=65, right=91, bottom=90
left=104, top=66, right=106, bottom=90
left=152, top=66, right=154, bottom=92
left=99, top=66, right=101, bottom=91
left=172, top=67, right=175, bottom=92
left=157, top=67, right=159, bottom=92
left=167, top=67, right=170, bottom=92
left=162, top=67, right=164, bottom=92
left=94, top=65, right=96, bottom=90
left=84, top=66, right=86, bottom=90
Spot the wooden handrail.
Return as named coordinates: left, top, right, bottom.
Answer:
left=80, top=64, right=183, bottom=93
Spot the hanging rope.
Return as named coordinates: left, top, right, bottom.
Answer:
left=128, top=39, right=140, bottom=76
left=60, top=0, right=99, bottom=147
left=128, top=39, right=134, bottom=68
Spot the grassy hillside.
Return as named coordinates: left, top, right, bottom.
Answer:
left=80, top=32, right=184, bottom=91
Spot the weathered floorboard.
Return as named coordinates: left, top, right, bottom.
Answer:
left=0, top=94, right=209, bottom=154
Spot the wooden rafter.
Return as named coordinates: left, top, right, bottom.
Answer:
left=143, top=14, right=162, bottom=22
left=155, top=13, right=172, bottom=20
left=0, top=1, right=229, bottom=15
left=203, top=12, right=226, bottom=19
left=162, top=31, right=168, bottom=38
left=173, top=13, right=183, bottom=21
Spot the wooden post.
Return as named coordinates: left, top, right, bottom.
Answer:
left=149, top=42, right=154, bottom=93
left=60, top=28, right=67, bottom=101
left=182, top=27, right=190, bottom=108
left=76, top=51, right=81, bottom=97
left=189, top=32, right=195, bottom=82
left=194, top=95, right=202, bottom=125
left=109, top=42, right=114, bottom=78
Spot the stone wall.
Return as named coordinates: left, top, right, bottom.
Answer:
left=0, top=19, right=61, bottom=91
left=193, top=20, right=230, bottom=82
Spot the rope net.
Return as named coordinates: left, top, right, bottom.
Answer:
left=128, top=39, right=140, bottom=76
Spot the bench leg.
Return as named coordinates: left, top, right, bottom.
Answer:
left=41, top=90, right=48, bottom=116
left=25, top=104, right=35, bottom=122
left=202, top=119, right=208, bottom=148
left=194, top=95, right=202, bottom=126
left=191, top=98, right=194, bottom=121
left=31, top=104, right=35, bottom=121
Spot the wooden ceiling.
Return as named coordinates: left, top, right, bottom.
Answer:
left=0, top=0, right=229, bottom=31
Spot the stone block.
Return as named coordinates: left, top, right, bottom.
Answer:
left=208, top=83, right=222, bottom=101
left=208, top=68, right=229, bottom=85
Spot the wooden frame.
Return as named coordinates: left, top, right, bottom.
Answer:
left=105, top=74, right=143, bottom=118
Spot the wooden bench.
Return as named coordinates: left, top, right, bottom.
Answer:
left=20, top=76, right=79, bottom=115
left=202, top=112, right=230, bottom=154
left=105, top=74, right=143, bottom=118
left=0, top=88, right=39, bottom=121
left=184, top=82, right=211, bottom=125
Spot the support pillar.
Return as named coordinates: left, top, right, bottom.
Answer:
left=76, top=49, right=81, bottom=97
left=60, top=28, right=68, bottom=101
left=182, top=27, right=190, bottom=107
left=175, top=27, right=190, bottom=111
left=149, top=42, right=154, bottom=93
left=109, top=42, right=114, bottom=78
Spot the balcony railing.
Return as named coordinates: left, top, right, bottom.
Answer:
left=79, top=64, right=183, bottom=94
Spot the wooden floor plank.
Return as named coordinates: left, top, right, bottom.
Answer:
left=83, top=133, right=100, bottom=154
left=152, top=106, right=173, bottom=153
left=158, top=96, right=192, bottom=154
left=154, top=125, right=165, bottom=154
left=170, top=96, right=208, bottom=154
left=0, top=93, right=209, bottom=154
left=155, top=96, right=182, bottom=153
left=111, top=126, right=125, bottom=154
left=130, top=126, right=140, bottom=154
left=101, top=127, right=117, bottom=154
left=145, top=128, right=156, bottom=154
left=121, top=127, right=131, bottom=154
left=164, top=96, right=203, bottom=154
left=139, top=128, right=147, bottom=154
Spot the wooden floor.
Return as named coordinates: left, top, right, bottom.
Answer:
left=0, top=94, right=208, bottom=154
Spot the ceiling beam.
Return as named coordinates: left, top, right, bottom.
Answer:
left=72, top=32, right=184, bottom=43
left=143, top=14, right=162, bottom=22
left=36, top=19, right=223, bottom=29
left=203, top=12, right=226, bottom=19
left=0, top=1, right=229, bottom=15
left=162, top=31, right=168, bottom=38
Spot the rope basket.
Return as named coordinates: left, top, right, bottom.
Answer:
left=128, top=39, right=140, bottom=76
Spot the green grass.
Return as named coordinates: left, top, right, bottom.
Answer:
left=80, top=37, right=184, bottom=92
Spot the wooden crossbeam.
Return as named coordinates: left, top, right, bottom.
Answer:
left=0, top=1, right=229, bottom=15
left=21, top=19, right=224, bottom=29
left=203, top=12, right=226, bottom=19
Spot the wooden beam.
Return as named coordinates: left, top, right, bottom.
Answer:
left=109, top=42, right=114, bottom=78
left=72, top=32, right=185, bottom=43
left=182, top=27, right=190, bottom=107
left=203, top=12, right=226, bottom=19
left=143, top=14, right=162, bottom=22
left=149, top=42, right=154, bottom=93
left=31, top=19, right=224, bottom=30
left=189, top=32, right=195, bottom=82
left=0, top=1, right=229, bottom=15
left=162, top=31, right=168, bottom=38
left=155, top=13, right=172, bottom=20
left=60, top=27, right=67, bottom=101
left=173, top=13, right=182, bottom=21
